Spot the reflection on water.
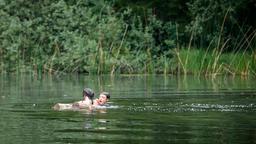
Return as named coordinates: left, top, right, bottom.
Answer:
left=0, top=74, right=256, bottom=144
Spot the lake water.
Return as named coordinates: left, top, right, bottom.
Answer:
left=0, top=74, right=255, bottom=144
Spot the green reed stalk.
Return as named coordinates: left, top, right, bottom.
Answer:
left=212, top=8, right=230, bottom=75
left=164, top=57, right=167, bottom=75
left=176, top=23, right=180, bottom=49
left=49, top=43, right=59, bottom=74
left=174, top=48, right=185, bottom=74
left=184, top=30, right=194, bottom=75
left=228, top=29, right=256, bottom=76
left=145, top=48, right=150, bottom=74
left=212, top=38, right=230, bottom=76
left=199, top=39, right=214, bottom=76
left=174, top=23, right=180, bottom=75
left=97, top=34, right=103, bottom=75
left=235, top=31, right=256, bottom=75
left=0, top=48, right=2, bottom=72
left=111, top=24, right=128, bottom=75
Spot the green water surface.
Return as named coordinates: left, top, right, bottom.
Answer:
left=0, top=75, right=255, bottom=144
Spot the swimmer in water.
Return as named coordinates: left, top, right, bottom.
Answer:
left=53, top=88, right=94, bottom=110
left=93, top=92, right=110, bottom=107
left=72, top=88, right=95, bottom=109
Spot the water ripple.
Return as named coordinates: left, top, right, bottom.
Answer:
left=126, top=103, right=256, bottom=113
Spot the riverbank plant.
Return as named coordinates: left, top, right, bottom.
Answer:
left=172, top=48, right=256, bottom=76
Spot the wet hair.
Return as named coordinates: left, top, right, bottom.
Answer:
left=100, top=92, right=110, bottom=99
left=83, top=88, right=94, bottom=100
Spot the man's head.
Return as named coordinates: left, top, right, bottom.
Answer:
left=83, top=88, right=94, bottom=100
left=97, top=92, right=110, bottom=105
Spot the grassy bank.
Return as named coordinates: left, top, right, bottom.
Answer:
left=172, top=49, right=256, bottom=77
left=1, top=46, right=255, bottom=77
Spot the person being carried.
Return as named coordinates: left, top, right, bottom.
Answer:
left=72, top=88, right=95, bottom=109
left=53, top=88, right=94, bottom=110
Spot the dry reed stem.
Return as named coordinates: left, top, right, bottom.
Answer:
left=212, top=38, right=230, bottom=73
left=174, top=48, right=186, bottom=74
left=111, top=24, right=128, bottom=75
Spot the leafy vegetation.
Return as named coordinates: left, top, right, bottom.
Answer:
left=0, top=0, right=255, bottom=76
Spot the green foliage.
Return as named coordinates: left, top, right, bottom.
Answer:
left=114, top=0, right=190, bottom=22
left=0, top=0, right=172, bottom=74
left=0, top=0, right=255, bottom=76
left=186, top=0, right=255, bottom=49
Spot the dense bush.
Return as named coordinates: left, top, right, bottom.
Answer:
left=0, top=0, right=163, bottom=74
left=0, top=0, right=255, bottom=75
